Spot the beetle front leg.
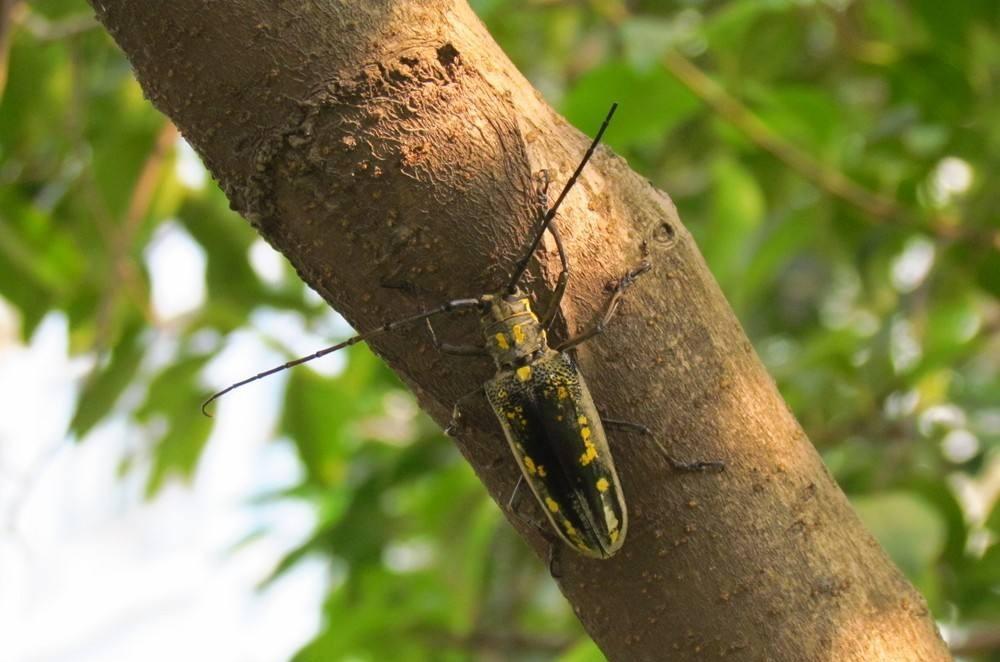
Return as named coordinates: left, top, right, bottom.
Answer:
left=425, top=319, right=489, bottom=357
left=528, top=170, right=572, bottom=333
left=540, top=221, right=570, bottom=332
left=556, top=260, right=652, bottom=352
left=603, top=417, right=725, bottom=473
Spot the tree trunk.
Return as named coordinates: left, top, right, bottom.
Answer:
left=90, top=2, right=951, bottom=660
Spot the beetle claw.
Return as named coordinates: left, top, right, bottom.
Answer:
left=547, top=542, right=563, bottom=579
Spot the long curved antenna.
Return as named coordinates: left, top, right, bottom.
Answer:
left=201, top=297, right=483, bottom=416
left=505, top=103, right=618, bottom=294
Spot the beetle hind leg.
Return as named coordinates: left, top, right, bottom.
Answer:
left=443, top=386, right=484, bottom=436
left=505, top=476, right=564, bottom=578
left=664, top=455, right=727, bottom=473
left=547, top=542, right=563, bottom=579
left=603, top=416, right=725, bottom=473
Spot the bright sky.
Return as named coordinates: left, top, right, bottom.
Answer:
left=0, top=166, right=339, bottom=660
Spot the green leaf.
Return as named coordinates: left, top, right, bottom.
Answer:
left=137, top=354, right=214, bottom=496
left=852, top=492, right=946, bottom=582
left=281, top=344, right=402, bottom=486
left=562, top=60, right=700, bottom=151
left=557, top=638, right=605, bottom=662
left=176, top=189, right=270, bottom=321
left=70, top=322, right=145, bottom=439
left=738, top=201, right=823, bottom=312
left=899, top=476, right=968, bottom=610
left=747, top=85, right=847, bottom=157
left=700, top=157, right=764, bottom=294
left=921, top=290, right=982, bottom=369
left=986, top=496, right=1000, bottom=538
left=145, top=408, right=213, bottom=498
left=704, top=0, right=799, bottom=49
left=619, top=16, right=702, bottom=71
left=283, top=359, right=358, bottom=486
left=954, top=545, right=1000, bottom=619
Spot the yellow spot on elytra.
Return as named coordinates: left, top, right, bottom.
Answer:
left=557, top=386, right=568, bottom=400
left=545, top=497, right=560, bottom=513
left=537, top=465, right=547, bottom=477
left=516, top=366, right=532, bottom=381
left=512, top=324, right=526, bottom=345
left=580, top=445, right=598, bottom=466
left=596, top=478, right=610, bottom=492
left=494, top=333, right=509, bottom=350
left=505, top=411, right=515, bottom=420
left=610, top=529, right=620, bottom=543
left=563, top=521, right=579, bottom=537
left=581, top=427, right=592, bottom=441
left=523, top=456, right=537, bottom=475
left=578, top=415, right=588, bottom=426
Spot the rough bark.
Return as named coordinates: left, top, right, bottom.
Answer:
left=90, top=2, right=951, bottom=660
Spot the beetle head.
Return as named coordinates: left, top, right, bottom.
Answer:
left=479, top=292, right=547, bottom=369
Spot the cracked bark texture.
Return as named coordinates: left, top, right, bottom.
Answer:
left=89, top=1, right=951, bottom=660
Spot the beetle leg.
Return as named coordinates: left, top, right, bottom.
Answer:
left=547, top=542, right=563, bottom=579
left=528, top=170, right=571, bottom=333
left=555, top=260, right=652, bottom=352
left=425, top=319, right=489, bottom=357
left=444, top=386, right=484, bottom=436
left=541, top=221, right=570, bottom=332
left=505, top=475, right=564, bottom=578
left=603, top=417, right=725, bottom=473
left=504, top=476, right=543, bottom=530
left=600, top=417, right=651, bottom=435
left=505, top=476, right=550, bottom=534
left=506, top=475, right=526, bottom=512
left=663, top=455, right=727, bottom=473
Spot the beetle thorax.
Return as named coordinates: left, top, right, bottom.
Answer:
left=480, top=293, right=548, bottom=369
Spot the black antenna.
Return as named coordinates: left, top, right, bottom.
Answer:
left=201, top=298, right=482, bottom=416
left=505, top=103, right=618, bottom=294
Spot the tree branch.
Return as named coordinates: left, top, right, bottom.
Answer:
left=89, top=1, right=951, bottom=659
left=661, top=50, right=997, bottom=251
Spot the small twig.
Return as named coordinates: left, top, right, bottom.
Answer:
left=662, top=50, right=901, bottom=221
left=661, top=50, right=1000, bottom=251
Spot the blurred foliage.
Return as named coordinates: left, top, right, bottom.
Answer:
left=1, top=0, right=998, bottom=659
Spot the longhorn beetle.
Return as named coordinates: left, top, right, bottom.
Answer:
left=203, top=104, right=723, bottom=563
